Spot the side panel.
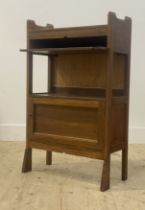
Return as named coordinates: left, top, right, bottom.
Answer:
left=111, top=102, right=127, bottom=151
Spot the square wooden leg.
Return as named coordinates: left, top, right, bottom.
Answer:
left=46, top=151, right=52, bottom=165
left=22, top=148, right=32, bottom=172
left=100, top=156, right=111, bottom=191
left=122, top=147, right=128, bottom=180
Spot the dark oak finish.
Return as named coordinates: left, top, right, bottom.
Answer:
left=100, top=155, right=111, bottom=191
left=21, top=12, right=132, bottom=191
left=22, top=148, right=32, bottom=172
left=46, top=151, right=52, bottom=165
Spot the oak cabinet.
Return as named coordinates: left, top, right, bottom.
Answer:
left=21, top=12, right=132, bottom=191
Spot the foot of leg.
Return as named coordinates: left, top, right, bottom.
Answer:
left=22, top=148, right=32, bottom=173
left=122, top=147, right=128, bottom=180
left=46, top=151, right=52, bottom=165
left=100, top=156, right=111, bottom=192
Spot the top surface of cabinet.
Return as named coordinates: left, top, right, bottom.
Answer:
left=26, top=12, right=131, bottom=54
left=28, top=23, right=108, bottom=40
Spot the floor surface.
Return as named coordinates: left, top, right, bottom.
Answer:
left=0, top=142, right=145, bottom=210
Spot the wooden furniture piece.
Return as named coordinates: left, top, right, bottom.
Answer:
left=21, top=12, right=132, bottom=191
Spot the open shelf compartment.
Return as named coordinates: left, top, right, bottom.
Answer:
left=23, top=50, right=126, bottom=99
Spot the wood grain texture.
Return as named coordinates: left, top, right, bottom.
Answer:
left=53, top=53, right=107, bottom=88
left=111, top=103, right=126, bottom=148
left=34, top=105, right=99, bottom=140
left=28, top=22, right=108, bottom=39
left=28, top=141, right=104, bottom=160
left=22, top=12, right=132, bottom=191
left=31, top=96, right=101, bottom=108
left=21, top=47, right=108, bottom=55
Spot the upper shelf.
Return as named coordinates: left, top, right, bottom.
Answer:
left=25, top=12, right=131, bottom=54
left=28, top=22, right=108, bottom=40
left=20, top=47, right=109, bottom=55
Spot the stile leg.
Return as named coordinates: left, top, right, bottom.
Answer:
left=46, top=151, right=52, bottom=165
left=22, top=148, right=32, bottom=172
left=100, top=156, right=111, bottom=191
left=122, top=147, right=128, bottom=180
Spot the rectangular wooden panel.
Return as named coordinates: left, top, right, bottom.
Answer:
left=28, top=97, right=105, bottom=152
left=34, top=104, right=98, bottom=140
left=111, top=102, right=126, bottom=150
left=28, top=141, right=104, bottom=160
left=31, top=96, right=100, bottom=108
left=52, top=53, right=125, bottom=92
left=52, top=53, right=107, bottom=88
left=112, top=54, right=125, bottom=89
left=29, top=25, right=108, bottom=40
